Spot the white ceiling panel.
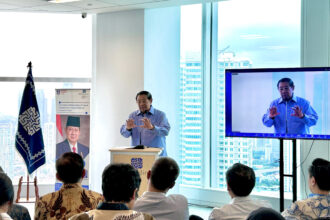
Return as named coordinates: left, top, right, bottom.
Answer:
left=0, top=0, right=208, bottom=14
left=65, top=0, right=117, bottom=10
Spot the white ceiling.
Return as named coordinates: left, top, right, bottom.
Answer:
left=0, top=0, right=211, bottom=14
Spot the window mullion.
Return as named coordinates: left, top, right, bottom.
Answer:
left=201, top=3, right=212, bottom=188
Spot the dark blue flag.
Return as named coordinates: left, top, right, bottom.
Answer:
left=15, top=62, right=45, bottom=174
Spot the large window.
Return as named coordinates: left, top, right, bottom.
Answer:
left=179, top=0, right=300, bottom=200
left=0, top=12, right=92, bottom=184
left=180, top=4, right=203, bottom=186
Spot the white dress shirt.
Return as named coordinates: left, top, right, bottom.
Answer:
left=69, top=142, right=78, bottom=153
left=0, top=213, right=13, bottom=220
left=209, top=196, right=271, bottom=220
left=133, top=191, right=189, bottom=220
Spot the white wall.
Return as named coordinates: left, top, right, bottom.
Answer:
left=301, top=0, right=330, bottom=67
left=299, top=0, right=330, bottom=199
left=90, top=10, right=144, bottom=192
left=144, top=7, right=181, bottom=160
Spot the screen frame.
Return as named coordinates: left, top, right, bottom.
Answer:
left=225, top=67, right=330, bottom=140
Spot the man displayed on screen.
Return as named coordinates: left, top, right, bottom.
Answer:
left=120, top=91, right=170, bottom=156
left=262, top=78, right=318, bottom=134
left=56, top=116, right=89, bottom=159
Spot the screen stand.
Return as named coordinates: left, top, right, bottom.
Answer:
left=279, top=138, right=297, bottom=211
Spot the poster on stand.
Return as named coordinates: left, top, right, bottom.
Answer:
left=55, top=89, right=90, bottom=190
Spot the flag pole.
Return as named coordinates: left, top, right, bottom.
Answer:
left=27, top=62, right=31, bottom=201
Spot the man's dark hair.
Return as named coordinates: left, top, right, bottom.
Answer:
left=308, top=158, right=330, bottom=191
left=102, top=163, right=141, bottom=203
left=0, top=173, right=14, bottom=207
left=247, top=207, right=284, bottom=220
left=56, top=152, right=84, bottom=184
left=150, top=157, right=179, bottom=191
left=136, top=91, right=152, bottom=101
left=277, top=78, right=294, bottom=88
left=226, top=163, right=255, bottom=197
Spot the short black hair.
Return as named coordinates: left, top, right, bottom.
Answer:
left=308, top=158, right=330, bottom=191
left=226, top=163, right=255, bottom=197
left=56, top=152, right=84, bottom=184
left=102, top=163, right=141, bottom=203
left=277, top=78, right=294, bottom=88
left=0, top=173, right=14, bottom=207
left=247, top=207, right=284, bottom=220
left=136, top=91, right=152, bottom=101
left=150, top=157, right=179, bottom=191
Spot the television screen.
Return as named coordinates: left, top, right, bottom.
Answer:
left=225, top=67, right=330, bottom=139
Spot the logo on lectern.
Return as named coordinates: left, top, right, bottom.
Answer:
left=131, top=158, right=143, bottom=169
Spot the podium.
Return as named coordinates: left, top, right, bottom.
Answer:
left=109, top=147, right=162, bottom=196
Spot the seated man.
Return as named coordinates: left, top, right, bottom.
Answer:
left=0, top=166, right=31, bottom=220
left=282, top=158, right=330, bottom=220
left=209, top=163, right=271, bottom=220
left=8, top=204, right=31, bottom=220
left=0, top=173, right=14, bottom=220
left=69, top=163, right=155, bottom=220
left=133, top=157, right=189, bottom=220
left=247, top=208, right=284, bottom=220
left=34, top=152, right=103, bottom=220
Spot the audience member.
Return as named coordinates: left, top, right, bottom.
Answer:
left=133, top=157, right=189, bottom=220
left=8, top=204, right=31, bottom=220
left=69, top=163, right=155, bottom=220
left=34, top=152, right=103, bottom=220
left=0, top=173, right=14, bottom=220
left=190, top=215, right=204, bottom=220
left=247, top=207, right=284, bottom=220
left=0, top=166, right=31, bottom=220
left=282, top=158, right=330, bottom=220
left=209, top=163, right=271, bottom=220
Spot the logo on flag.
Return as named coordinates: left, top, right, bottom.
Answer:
left=15, top=62, right=45, bottom=174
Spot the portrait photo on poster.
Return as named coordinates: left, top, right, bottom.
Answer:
left=56, top=115, right=90, bottom=160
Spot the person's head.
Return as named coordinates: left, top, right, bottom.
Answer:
left=136, top=91, right=153, bottom=113
left=247, top=208, right=284, bottom=220
left=56, top=152, right=85, bottom=184
left=102, top=163, right=141, bottom=208
left=148, top=157, right=180, bottom=192
left=0, top=173, right=14, bottom=212
left=308, top=158, right=330, bottom=192
left=65, top=116, right=81, bottom=145
left=277, top=78, right=295, bottom=101
left=226, top=163, right=255, bottom=197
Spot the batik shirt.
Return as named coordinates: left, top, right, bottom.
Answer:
left=282, top=194, right=330, bottom=220
left=34, top=183, right=103, bottom=220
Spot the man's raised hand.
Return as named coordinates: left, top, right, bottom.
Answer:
left=291, top=106, right=304, bottom=118
left=269, top=106, right=280, bottom=119
left=140, top=117, right=154, bottom=130
left=126, top=118, right=137, bottom=130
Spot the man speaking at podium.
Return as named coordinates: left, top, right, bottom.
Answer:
left=120, top=91, right=170, bottom=156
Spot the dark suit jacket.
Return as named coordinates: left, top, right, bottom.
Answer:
left=8, top=204, right=31, bottom=220
left=56, top=139, right=89, bottom=159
